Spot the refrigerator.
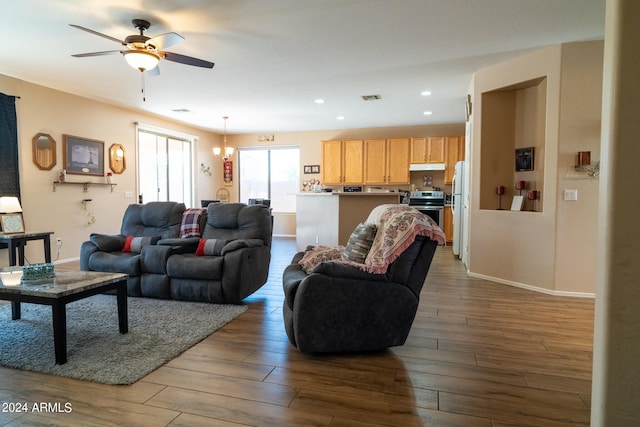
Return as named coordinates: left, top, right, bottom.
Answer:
left=452, top=161, right=465, bottom=258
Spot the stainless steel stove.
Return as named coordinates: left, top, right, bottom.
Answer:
left=407, top=191, right=445, bottom=227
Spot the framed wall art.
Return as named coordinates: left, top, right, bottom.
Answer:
left=0, top=213, right=25, bottom=234
left=304, top=165, right=320, bottom=174
left=63, top=134, right=105, bottom=176
left=515, top=147, right=534, bottom=172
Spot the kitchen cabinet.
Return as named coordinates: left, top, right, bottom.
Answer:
left=322, top=139, right=364, bottom=184
left=410, top=137, right=446, bottom=164
left=444, top=136, right=465, bottom=184
left=364, top=138, right=410, bottom=185
left=443, top=205, right=454, bottom=243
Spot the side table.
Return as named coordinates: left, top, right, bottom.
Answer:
left=0, top=231, right=54, bottom=266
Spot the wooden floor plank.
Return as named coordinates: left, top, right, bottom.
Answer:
left=0, top=237, right=594, bottom=425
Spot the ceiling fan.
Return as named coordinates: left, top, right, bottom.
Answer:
left=70, top=18, right=215, bottom=73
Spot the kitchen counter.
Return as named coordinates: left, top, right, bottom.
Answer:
left=296, top=192, right=402, bottom=250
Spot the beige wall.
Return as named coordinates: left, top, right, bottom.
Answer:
left=554, top=41, right=604, bottom=294
left=469, top=41, right=603, bottom=295
left=0, top=75, right=220, bottom=266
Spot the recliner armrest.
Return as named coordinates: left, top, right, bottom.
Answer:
left=221, top=238, right=265, bottom=255
left=157, top=237, right=200, bottom=253
left=311, top=261, right=391, bottom=282
left=89, top=233, right=125, bottom=252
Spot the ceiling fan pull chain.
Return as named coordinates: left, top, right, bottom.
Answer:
left=141, top=72, right=146, bottom=102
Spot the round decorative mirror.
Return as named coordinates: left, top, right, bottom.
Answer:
left=32, top=133, right=57, bottom=170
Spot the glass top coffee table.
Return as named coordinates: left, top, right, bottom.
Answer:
left=0, top=269, right=128, bottom=364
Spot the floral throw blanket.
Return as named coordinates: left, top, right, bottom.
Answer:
left=359, top=205, right=445, bottom=273
left=299, top=205, right=445, bottom=274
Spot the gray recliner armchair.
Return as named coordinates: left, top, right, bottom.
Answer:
left=282, top=204, right=443, bottom=353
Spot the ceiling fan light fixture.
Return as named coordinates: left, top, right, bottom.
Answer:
left=123, top=50, right=159, bottom=71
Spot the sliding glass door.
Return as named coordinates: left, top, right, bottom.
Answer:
left=138, top=127, right=194, bottom=206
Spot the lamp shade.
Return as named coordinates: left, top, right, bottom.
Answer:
left=123, top=51, right=159, bottom=71
left=0, top=196, right=22, bottom=213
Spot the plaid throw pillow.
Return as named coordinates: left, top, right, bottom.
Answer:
left=180, top=208, right=206, bottom=238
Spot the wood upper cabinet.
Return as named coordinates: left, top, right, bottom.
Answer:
left=322, top=139, right=363, bottom=184
left=364, top=138, right=410, bottom=185
left=427, top=136, right=446, bottom=163
left=410, top=137, right=445, bottom=163
left=363, top=139, right=387, bottom=184
left=444, top=136, right=465, bottom=184
left=410, top=138, right=427, bottom=164
left=342, top=140, right=364, bottom=184
left=322, top=140, right=343, bottom=184
left=386, top=138, right=410, bottom=184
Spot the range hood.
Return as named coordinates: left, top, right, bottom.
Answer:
left=409, top=163, right=445, bottom=171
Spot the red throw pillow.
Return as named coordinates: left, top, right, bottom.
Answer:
left=195, top=238, right=206, bottom=256
left=122, top=236, right=134, bottom=253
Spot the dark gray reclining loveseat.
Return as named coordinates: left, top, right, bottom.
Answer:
left=80, top=201, right=272, bottom=304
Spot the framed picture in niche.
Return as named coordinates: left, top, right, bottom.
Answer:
left=515, top=147, right=534, bottom=172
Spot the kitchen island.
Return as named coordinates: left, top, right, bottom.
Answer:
left=296, top=192, right=402, bottom=251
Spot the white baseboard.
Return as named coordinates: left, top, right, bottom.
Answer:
left=467, top=271, right=595, bottom=298
left=53, top=257, right=80, bottom=265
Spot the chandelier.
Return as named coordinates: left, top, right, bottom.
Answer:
left=213, top=116, right=234, bottom=159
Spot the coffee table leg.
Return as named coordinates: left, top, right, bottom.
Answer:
left=11, top=301, right=21, bottom=320
left=117, top=282, right=128, bottom=334
left=52, top=302, right=67, bottom=364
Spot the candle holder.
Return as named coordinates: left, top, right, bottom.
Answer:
left=515, top=180, right=526, bottom=195
left=496, top=185, right=505, bottom=210
left=527, top=190, right=539, bottom=211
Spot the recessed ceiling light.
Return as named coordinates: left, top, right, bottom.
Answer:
left=336, top=116, right=345, bottom=120
left=315, top=99, right=325, bottom=104
left=423, top=111, right=433, bottom=115
left=421, top=91, right=432, bottom=96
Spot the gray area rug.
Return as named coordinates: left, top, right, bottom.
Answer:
left=0, top=295, right=247, bottom=384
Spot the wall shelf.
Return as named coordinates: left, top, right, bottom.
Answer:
left=53, top=181, right=117, bottom=193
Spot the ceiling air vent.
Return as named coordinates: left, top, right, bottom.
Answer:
left=361, top=94, right=381, bottom=101
left=172, top=109, right=192, bottom=113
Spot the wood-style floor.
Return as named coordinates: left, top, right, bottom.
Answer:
left=0, top=237, right=594, bottom=426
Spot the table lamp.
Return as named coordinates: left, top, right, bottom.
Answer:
left=0, top=196, right=22, bottom=213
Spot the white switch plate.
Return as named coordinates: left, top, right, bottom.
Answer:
left=124, top=191, right=134, bottom=198
left=564, top=189, right=578, bottom=201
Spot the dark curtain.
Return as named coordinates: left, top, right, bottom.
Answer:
left=0, top=93, right=20, bottom=198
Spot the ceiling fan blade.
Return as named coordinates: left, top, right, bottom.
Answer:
left=69, top=24, right=124, bottom=45
left=146, top=32, right=184, bottom=51
left=71, top=50, right=122, bottom=58
left=162, top=51, right=214, bottom=69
